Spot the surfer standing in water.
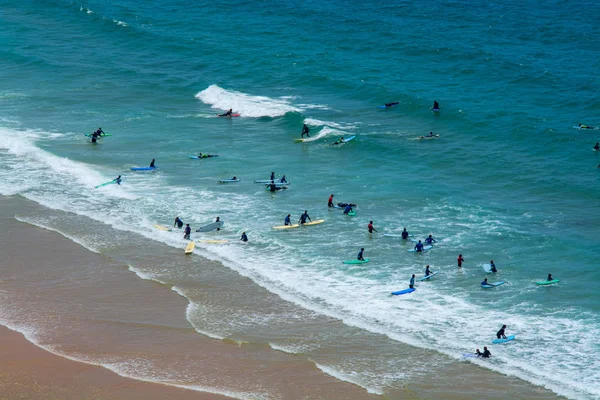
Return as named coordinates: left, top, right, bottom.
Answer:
left=496, top=325, right=507, bottom=339
left=368, top=221, right=377, bottom=234
left=328, top=194, right=335, bottom=208
left=432, top=100, right=439, bottom=110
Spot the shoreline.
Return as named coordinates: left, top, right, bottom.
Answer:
left=0, top=324, right=230, bottom=400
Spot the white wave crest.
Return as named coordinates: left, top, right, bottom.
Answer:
left=195, top=85, right=301, bottom=118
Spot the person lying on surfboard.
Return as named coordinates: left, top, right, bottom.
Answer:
left=384, top=102, right=399, bottom=108
left=218, top=109, right=233, bottom=117
left=579, top=124, right=596, bottom=129
left=343, top=205, right=353, bottom=214
left=301, top=124, right=310, bottom=138
left=332, top=137, right=345, bottom=145
left=198, top=152, right=218, bottom=158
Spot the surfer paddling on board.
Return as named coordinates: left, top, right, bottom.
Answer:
left=357, top=248, right=365, bottom=261
left=328, top=194, right=335, bottom=208
left=298, top=210, right=311, bottom=225
left=174, top=217, right=184, bottom=229
left=332, top=137, right=345, bottom=145
left=368, top=221, right=378, bottom=234
left=497, top=325, right=507, bottom=339
left=579, top=124, right=596, bottom=130
left=385, top=102, right=399, bottom=108
left=218, top=109, right=233, bottom=117
left=284, top=214, right=292, bottom=226
left=301, top=124, right=310, bottom=138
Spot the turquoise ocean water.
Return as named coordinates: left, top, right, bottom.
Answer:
left=1, top=0, right=599, bottom=398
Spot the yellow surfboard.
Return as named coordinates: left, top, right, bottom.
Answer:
left=154, top=224, right=172, bottom=231
left=197, top=239, right=229, bottom=244
left=272, top=219, right=325, bottom=229
left=294, top=138, right=304, bottom=143
left=185, top=241, right=195, bottom=254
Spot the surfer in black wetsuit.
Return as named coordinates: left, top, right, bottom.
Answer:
left=299, top=210, right=311, bottom=224
left=432, top=100, right=439, bottom=110
left=270, top=172, right=275, bottom=181
left=114, top=175, right=122, bottom=185
left=409, top=274, right=415, bottom=289
left=218, top=109, right=233, bottom=117
left=496, top=325, right=507, bottom=339
left=183, top=224, right=191, bottom=240
left=280, top=175, right=288, bottom=183
left=301, top=124, right=310, bottom=138
left=477, top=347, right=491, bottom=358
left=357, top=248, right=365, bottom=261
left=97, top=127, right=105, bottom=136
left=385, top=102, right=399, bottom=107
left=240, top=232, right=248, bottom=242
left=547, top=273, right=553, bottom=281
left=150, top=159, right=155, bottom=168
left=174, top=216, right=184, bottom=228
left=425, top=265, right=432, bottom=276
left=401, top=228, right=409, bottom=239
left=594, top=142, right=600, bottom=151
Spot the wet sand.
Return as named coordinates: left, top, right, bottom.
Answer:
left=0, top=325, right=229, bottom=400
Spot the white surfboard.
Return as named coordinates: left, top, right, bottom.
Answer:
left=196, top=221, right=224, bottom=232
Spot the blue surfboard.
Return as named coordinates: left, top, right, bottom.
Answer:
left=391, top=288, right=415, bottom=296
left=492, top=335, right=515, bottom=344
left=130, top=166, right=157, bottom=171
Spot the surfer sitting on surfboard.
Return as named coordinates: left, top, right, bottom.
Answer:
left=301, top=124, right=310, bottom=138
left=497, top=325, right=507, bottom=339
left=385, top=102, right=399, bottom=108
left=240, top=232, right=248, bottom=242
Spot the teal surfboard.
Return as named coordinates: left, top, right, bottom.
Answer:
left=342, top=259, right=370, bottom=265
left=536, top=279, right=560, bottom=285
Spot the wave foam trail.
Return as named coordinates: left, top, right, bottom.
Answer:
left=195, top=85, right=301, bottom=118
